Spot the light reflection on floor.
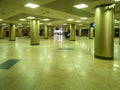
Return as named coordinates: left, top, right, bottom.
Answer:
left=0, top=37, right=120, bottom=90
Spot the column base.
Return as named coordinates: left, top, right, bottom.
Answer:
left=9, top=40, right=15, bottom=41
left=70, top=40, right=75, bottom=41
left=95, top=55, right=113, bottom=60
left=31, top=44, right=39, bottom=45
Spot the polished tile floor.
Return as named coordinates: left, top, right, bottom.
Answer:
left=0, top=36, right=120, bottom=90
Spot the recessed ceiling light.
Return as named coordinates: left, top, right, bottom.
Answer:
left=67, top=19, right=74, bottom=21
left=75, top=20, right=81, bottom=22
left=27, top=16, right=35, bottom=19
left=115, top=0, right=120, bottom=1
left=25, top=3, right=39, bottom=8
left=80, top=17, right=88, bottom=20
left=43, top=19, right=50, bottom=21
left=74, top=4, right=88, bottom=9
left=19, top=19, right=26, bottom=21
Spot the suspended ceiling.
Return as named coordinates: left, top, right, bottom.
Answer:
left=0, top=0, right=120, bottom=27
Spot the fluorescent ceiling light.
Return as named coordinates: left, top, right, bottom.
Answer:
left=19, top=19, right=26, bottom=21
left=79, top=24, right=83, bottom=25
left=17, top=23, right=22, bottom=25
left=0, top=19, right=3, bottom=21
left=80, top=17, right=88, bottom=20
left=63, top=23, right=67, bottom=25
left=67, top=18, right=74, bottom=21
left=2, top=23, right=6, bottom=26
left=115, top=0, right=120, bottom=1
left=47, top=23, right=52, bottom=25
left=17, top=24, right=23, bottom=27
left=27, top=16, right=35, bottom=19
left=114, top=64, right=119, bottom=67
left=75, top=20, right=81, bottom=22
left=27, top=26, right=30, bottom=27
left=74, top=4, right=88, bottom=9
left=25, top=3, right=39, bottom=8
left=43, top=19, right=50, bottom=21
left=114, top=20, right=120, bottom=23
left=114, top=26, right=119, bottom=28
left=40, top=23, right=44, bottom=25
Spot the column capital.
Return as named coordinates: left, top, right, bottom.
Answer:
left=95, top=3, right=116, bottom=10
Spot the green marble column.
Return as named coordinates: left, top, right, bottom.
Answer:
left=30, top=19, right=40, bottom=45
left=44, top=25, right=48, bottom=39
left=70, top=24, right=76, bottom=41
left=28, top=27, right=31, bottom=38
left=17, top=28, right=23, bottom=37
left=95, top=5, right=115, bottom=60
left=48, top=26, right=52, bottom=37
left=65, top=26, right=69, bottom=33
left=0, top=26, right=4, bottom=39
left=78, top=28, right=82, bottom=37
left=9, top=24, right=16, bottom=41
left=89, top=27, right=94, bottom=39
left=119, top=23, right=120, bottom=45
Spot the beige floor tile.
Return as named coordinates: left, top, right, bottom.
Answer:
left=0, top=37, right=120, bottom=90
